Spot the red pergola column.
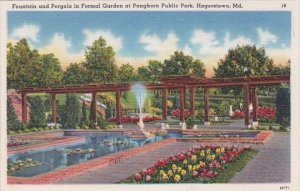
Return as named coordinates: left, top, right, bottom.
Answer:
left=162, top=88, right=168, bottom=120
left=243, top=85, right=250, bottom=127
left=91, top=92, right=97, bottom=124
left=21, top=92, right=28, bottom=126
left=115, top=90, right=122, bottom=125
left=204, top=87, right=210, bottom=126
left=183, top=86, right=186, bottom=108
left=190, top=87, right=195, bottom=116
left=51, top=93, right=57, bottom=124
left=179, top=88, right=185, bottom=122
left=251, top=87, right=258, bottom=126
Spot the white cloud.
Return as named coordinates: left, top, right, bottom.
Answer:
left=83, top=29, right=123, bottom=52
left=10, top=24, right=40, bottom=42
left=40, top=33, right=84, bottom=68
left=257, top=28, right=278, bottom=45
left=191, top=29, right=253, bottom=56
left=140, top=32, right=179, bottom=58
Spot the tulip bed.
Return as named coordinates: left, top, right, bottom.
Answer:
left=172, top=109, right=190, bottom=118
left=122, top=145, right=256, bottom=183
left=232, top=107, right=276, bottom=123
left=108, top=116, right=162, bottom=123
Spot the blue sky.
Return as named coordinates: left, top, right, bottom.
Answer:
left=8, top=11, right=291, bottom=76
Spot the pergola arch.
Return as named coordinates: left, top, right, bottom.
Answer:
left=18, top=75, right=289, bottom=128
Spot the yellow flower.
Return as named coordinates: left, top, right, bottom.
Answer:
left=192, top=165, right=197, bottom=171
left=200, top=150, right=205, bottom=157
left=183, top=159, right=188, bottom=165
left=216, top=148, right=221, bottom=154
left=177, top=167, right=182, bottom=173
left=162, top=173, right=169, bottom=181
left=181, top=169, right=187, bottom=176
left=200, top=161, right=206, bottom=168
left=221, top=147, right=225, bottom=153
left=168, top=170, right=174, bottom=177
left=211, top=154, right=216, bottom=160
left=174, top=174, right=181, bottom=182
left=188, top=165, right=192, bottom=171
left=191, top=155, right=197, bottom=163
left=206, top=149, right=211, bottom=154
left=159, top=170, right=165, bottom=176
left=172, top=164, right=177, bottom=172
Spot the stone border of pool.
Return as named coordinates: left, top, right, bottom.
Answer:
left=8, top=139, right=176, bottom=184
left=167, top=129, right=273, bottom=144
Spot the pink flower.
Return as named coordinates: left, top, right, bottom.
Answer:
left=146, top=175, right=152, bottom=182
left=192, top=171, right=198, bottom=177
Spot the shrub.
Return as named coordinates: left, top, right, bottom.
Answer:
left=185, top=116, right=195, bottom=129
left=276, top=88, right=290, bottom=124
left=59, top=94, right=80, bottom=129
left=28, top=96, right=46, bottom=128
left=7, top=97, right=22, bottom=131
left=23, top=128, right=31, bottom=133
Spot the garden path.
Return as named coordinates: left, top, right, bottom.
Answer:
left=230, top=132, right=290, bottom=183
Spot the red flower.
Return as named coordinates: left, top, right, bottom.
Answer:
left=134, top=173, right=142, bottom=181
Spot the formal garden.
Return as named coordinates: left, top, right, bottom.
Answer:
left=6, top=37, right=291, bottom=184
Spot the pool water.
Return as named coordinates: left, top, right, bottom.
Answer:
left=8, top=135, right=164, bottom=177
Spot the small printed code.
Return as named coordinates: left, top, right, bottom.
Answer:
left=280, top=186, right=289, bottom=190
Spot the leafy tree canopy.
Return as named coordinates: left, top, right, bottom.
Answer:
left=214, top=45, right=274, bottom=78
left=83, top=37, right=117, bottom=83
left=63, top=63, right=90, bottom=85
left=162, top=51, right=206, bottom=77
left=117, top=63, right=137, bottom=82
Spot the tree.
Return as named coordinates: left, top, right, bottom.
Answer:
left=28, top=96, right=46, bottom=128
left=214, top=45, right=275, bottom=97
left=191, top=59, right=206, bottom=77
left=270, top=60, right=290, bottom=76
left=79, top=101, right=89, bottom=127
left=137, top=60, right=163, bottom=82
left=59, top=94, right=80, bottom=129
left=63, top=63, right=90, bottom=85
left=214, top=45, right=274, bottom=78
left=39, top=54, right=64, bottom=87
left=7, top=97, right=21, bottom=131
left=7, top=39, right=42, bottom=89
left=117, top=63, right=136, bottom=82
left=137, top=66, right=150, bottom=82
left=83, top=37, right=117, bottom=83
left=162, top=51, right=206, bottom=77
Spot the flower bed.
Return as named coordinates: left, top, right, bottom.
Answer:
left=172, top=109, right=190, bottom=118
left=7, top=141, right=29, bottom=147
left=108, top=116, right=162, bottom=123
left=232, top=107, right=276, bottom=122
left=125, top=145, right=253, bottom=183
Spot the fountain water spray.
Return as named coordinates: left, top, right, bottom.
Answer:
left=132, top=84, right=147, bottom=130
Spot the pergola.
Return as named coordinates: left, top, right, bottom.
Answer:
left=18, top=75, right=289, bottom=128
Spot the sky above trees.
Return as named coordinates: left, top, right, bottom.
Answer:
left=8, top=11, right=291, bottom=77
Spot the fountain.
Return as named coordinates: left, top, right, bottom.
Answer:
left=132, top=84, right=147, bottom=130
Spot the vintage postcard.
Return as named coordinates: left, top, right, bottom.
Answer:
left=0, top=0, right=299, bottom=191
